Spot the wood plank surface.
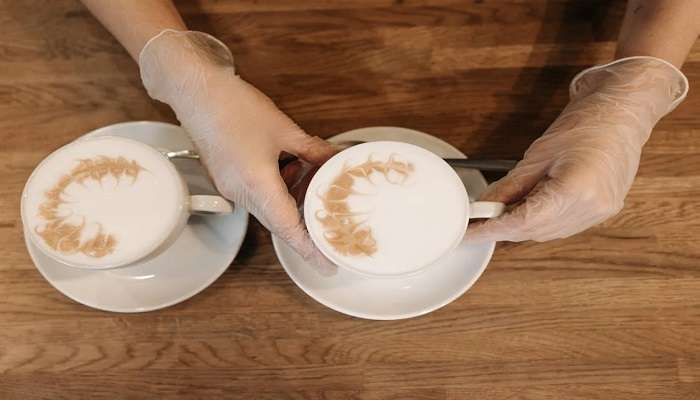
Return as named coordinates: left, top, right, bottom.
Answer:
left=1, top=1, right=700, bottom=398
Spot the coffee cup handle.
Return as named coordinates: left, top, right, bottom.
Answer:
left=469, top=201, right=505, bottom=219
left=189, top=195, right=233, bottom=215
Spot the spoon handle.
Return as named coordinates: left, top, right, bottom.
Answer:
left=164, top=145, right=517, bottom=172
left=443, top=158, right=518, bottom=172
left=164, top=149, right=200, bottom=160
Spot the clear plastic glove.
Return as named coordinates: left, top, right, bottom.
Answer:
left=466, top=57, right=688, bottom=243
left=139, top=30, right=337, bottom=273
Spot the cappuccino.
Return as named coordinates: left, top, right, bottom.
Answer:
left=21, top=136, right=186, bottom=268
left=304, top=141, right=469, bottom=277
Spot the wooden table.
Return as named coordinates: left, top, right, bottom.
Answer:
left=2, top=1, right=699, bottom=398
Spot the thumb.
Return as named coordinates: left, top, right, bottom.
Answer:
left=478, top=160, right=549, bottom=204
left=283, top=130, right=339, bottom=165
left=464, top=160, right=548, bottom=244
left=246, top=166, right=337, bottom=276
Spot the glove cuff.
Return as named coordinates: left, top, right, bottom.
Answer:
left=138, top=29, right=236, bottom=108
left=569, top=56, right=689, bottom=116
left=139, top=29, right=234, bottom=70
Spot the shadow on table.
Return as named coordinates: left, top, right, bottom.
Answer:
left=473, top=0, right=623, bottom=183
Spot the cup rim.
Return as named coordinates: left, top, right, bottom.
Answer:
left=20, top=135, right=188, bottom=270
left=304, top=140, right=470, bottom=278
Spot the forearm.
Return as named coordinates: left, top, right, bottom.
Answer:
left=81, top=0, right=186, bottom=60
left=616, top=0, right=700, bottom=67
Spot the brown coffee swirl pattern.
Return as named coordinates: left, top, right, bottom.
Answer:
left=315, top=155, right=413, bottom=257
left=35, top=156, right=144, bottom=258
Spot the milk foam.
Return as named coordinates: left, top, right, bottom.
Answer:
left=22, top=136, right=184, bottom=268
left=306, top=142, right=468, bottom=276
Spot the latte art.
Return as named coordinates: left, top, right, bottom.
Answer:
left=35, top=156, right=145, bottom=258
left=22, top=136, right=186, bottom=268
left=316, top=155, right=413, bottom=257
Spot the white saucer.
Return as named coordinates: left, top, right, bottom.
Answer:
left=272, top=127, right=496, bottom=320
left=24, top=121, right=249, bottom=312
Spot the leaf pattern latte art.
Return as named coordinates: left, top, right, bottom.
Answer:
left=315, top=155, right=413, bottom=257
left=35, top=156, right=145, bottom=258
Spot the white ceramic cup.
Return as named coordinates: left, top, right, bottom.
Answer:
left=20, top=136, right=232, bottom=270
left=304, top=141, right=504, bottom=278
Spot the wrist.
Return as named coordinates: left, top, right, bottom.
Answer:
left=569, top=56, right=688, bottom=112
left=139, top=29, right=237, bottom=107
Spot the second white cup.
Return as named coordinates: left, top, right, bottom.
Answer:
left=20, top=136, right=232, bottom=270
left=304, top=141, right=504, bottom=278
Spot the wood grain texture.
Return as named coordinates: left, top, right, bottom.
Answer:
left=1, top=0, right=700, bottom=398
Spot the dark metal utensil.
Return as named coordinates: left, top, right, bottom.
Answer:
left=165, top=142, right=519, bottom=172
left=442, top=158, right=517, bottom=172
left=334, top=140, right=518, bottom=172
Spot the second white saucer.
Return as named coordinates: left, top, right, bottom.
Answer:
left=272, top=126, right=496, bottom=320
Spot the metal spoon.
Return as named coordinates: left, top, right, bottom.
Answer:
left=163, top=149, right=200, bottom=160
left=163, top=143, right=518, bottom=172
left=333, top=140, right=518, bottom=172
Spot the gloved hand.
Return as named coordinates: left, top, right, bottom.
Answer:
left=139, top=30, right=337, bottom=273
left=466, top=57, right=688, bottom=242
